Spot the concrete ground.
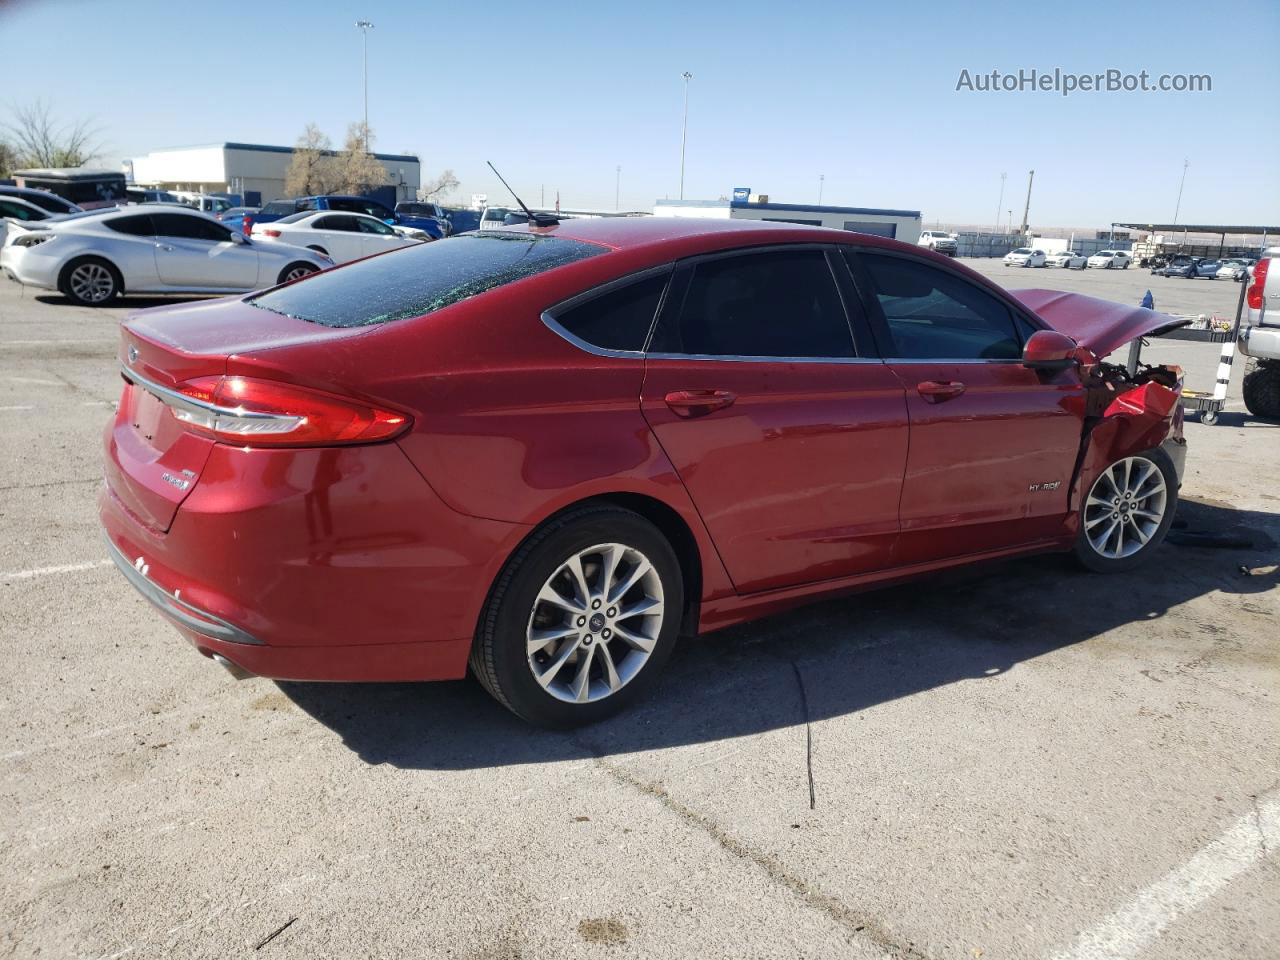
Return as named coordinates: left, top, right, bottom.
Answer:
left=1, top=267, right=1276, bottom=960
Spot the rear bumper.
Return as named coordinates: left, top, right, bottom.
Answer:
left=1240, top=324, right=1280, bottom=360
left=99, top=439, right=529, bottom=682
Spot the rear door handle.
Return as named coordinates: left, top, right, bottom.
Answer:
left=664, top=389, right=736, bottom=417
left=917, top=380, right=966, bottom=403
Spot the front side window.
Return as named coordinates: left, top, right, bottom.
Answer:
left=855, top=252, right=1022, bottom=360
left=251, top=233, right=604, bottom=328
left=649, top=249, right=855, bottom=358
left=550, top=273, right=669, bottom=353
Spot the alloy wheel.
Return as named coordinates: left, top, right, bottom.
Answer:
left=525, top=542, right=664, bottom=704
left=284, top=265, right=315, bottom=282
left=1083, top=456, right=1168, bottom=559
left=69, top=263, right=115, bottom=303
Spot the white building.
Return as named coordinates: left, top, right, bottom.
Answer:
left=127, top=142, right=421, bottom=206
left=653, top=197, right=921, bottom=244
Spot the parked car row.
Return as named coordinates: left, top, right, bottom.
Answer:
left=1151, top=255, right=1255, bottom=281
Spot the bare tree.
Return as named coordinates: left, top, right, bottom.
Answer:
left=420, top=168, right=459, bottom=200
left=4, top=100, right=102, bottom=168
left=284, top=123, right=337, bottom=196
left=0, top=140, right=16, bottom=178
left=330, top=122, right=388, bottom=195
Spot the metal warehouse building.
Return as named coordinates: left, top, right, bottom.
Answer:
left=653, top=197, right=921, bottom=244
left=126, top=142, right=421, bottom=207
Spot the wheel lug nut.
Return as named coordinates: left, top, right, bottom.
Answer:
left=602, top=628, right=612, bottom=639
left=577, top=616, right=586, bottom=627
left=583, top=635, right=593, bottom=645
left=592, top=599, right=601, bottom=610
left=607, top=607, right=617, bottom=617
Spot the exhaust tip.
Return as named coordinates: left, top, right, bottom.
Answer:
left=210, top=653, right=254, bottom=681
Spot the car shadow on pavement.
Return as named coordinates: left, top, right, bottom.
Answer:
left=280, top=498, right=1278, bottom=770
left=33, top=294, right=218, bottom=309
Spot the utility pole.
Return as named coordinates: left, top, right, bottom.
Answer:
left=1019, top=169, right=1034, bottom=237
left=994, top=171, right=1006, bottom=235
left=355, top=20, right=374, bottom=151
left=818, top=173, right=824, bottom=205
left=679, top=71, right=693, bottom=201
left=1173, top=158, right=1189, bottom=224
left=615, top=165, right=621, bottom=211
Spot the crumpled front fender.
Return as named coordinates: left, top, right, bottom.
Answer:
left=1066, top=381, right=1183, bottom=538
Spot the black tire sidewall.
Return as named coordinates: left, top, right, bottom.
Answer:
left=59, top=256, right=120, bottom=306
left=476, top=508, right=684, bottom=727
left=1073, top=447, right=1179, bottom=573
left=277, top=262, right=317, bottom=285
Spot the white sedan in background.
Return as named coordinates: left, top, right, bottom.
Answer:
left=251, top=211, right=427, bottom=264
left=1004, top=247, right=1047, bottom=268
left=0, top=206, right=331, bottom=306
left=1087, top=250, right=1131, bottom=269
left=1045, top=250, right=1086, bottom=269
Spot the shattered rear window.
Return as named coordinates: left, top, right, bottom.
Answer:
left=249, top=233, right=604, bottom=328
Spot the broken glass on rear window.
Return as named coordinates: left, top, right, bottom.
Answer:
left=249, top=233, right=604, bottom=328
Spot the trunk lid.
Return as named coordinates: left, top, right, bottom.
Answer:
left=107, top=296, right=371, bottom=533
left=1009, top=289, right=1191, bottom=356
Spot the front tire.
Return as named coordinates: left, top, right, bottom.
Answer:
left=1073, top=449, right=1177, bottom=573
left=277, top=262, right=318, bottom=285
left=59, top=257, right=121, bottom=306
left=471, top=505, right=684, bottom=727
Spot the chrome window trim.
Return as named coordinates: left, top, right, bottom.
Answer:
left=105, top=537, right=262, bottom=645
left=540, top=264, right=676, bottom=359
left=120, top=363, right=294, bottom=423
left=645, top=352, right=884, bottom=365
left=881, top=357, right=1026, bottom=365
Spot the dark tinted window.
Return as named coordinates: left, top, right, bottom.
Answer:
left=314, top=215, right=360, bottom=232
left=0, top=199, right=45, bottom=220
left=855, top=252, right=1021, bottom=360
left=250, top=233, right=604, bottom=328
left=260, top=200, right=298, bottom=216
left=105, top=215, right=154, bottom=236
left=274, top=212, right=312, bottom=225
left=1, top=189, right=72, bottom=214
left=396, top=202, right=438, bottom=217
left=650, top=249, right=854, bottom=358
left=153, top=213, right=232, bottom=242
left=553, top=273, right=668, bottom=352
left=357, top=217, right=395, bottom=235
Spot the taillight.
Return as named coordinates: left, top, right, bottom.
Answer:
left=1247, top=258, right=1269, bottom=311
left=242, top=216, right=254, bottom=236
left=168, top=375, right=409, bottom=447
left=262, top=228, right=281, bottom=238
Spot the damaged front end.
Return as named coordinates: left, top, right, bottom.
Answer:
left=1067, top=352, right=1186, bottom=539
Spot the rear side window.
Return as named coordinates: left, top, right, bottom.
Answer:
left=274, top=212, right=312, bottom=225
left=260, top=200, right=297, bottom=217
left=250, top=233, right=604, bottom=328
left=106, top=215, right=154, bottom=236
left=855, top=252, right=1021, bottom=360
left=550, top=273, right=669, bottom=353
left=649, top=249, right=855, bottom=358
left=314, top=215, right=359, bottom=232
left=153, top=213, right=232, bottom=242
left=0, top=200, right=45, bottom=220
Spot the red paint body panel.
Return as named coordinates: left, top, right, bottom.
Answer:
left=1009, top=289, right=1190, bottom=356
left=97, top=218, right=1183, bottom=685
left=641, top=358, right=909, bottom=592
left=886, top=362, right=1086, bottom=564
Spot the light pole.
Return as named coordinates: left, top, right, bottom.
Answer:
left=356, top=20, right=374, bottom=151
left=818, top=173, right=824, bottom=205
left=679, top=71, right=693, bottom=201
left=994, top=171, right=1006, bottom=235
left=1173, top=158, right=1189, bottom=224
left=615, top=165, right=621, bottom=211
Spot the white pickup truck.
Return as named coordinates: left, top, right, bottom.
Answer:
left=1241, top=251, right=1280, bottom=418
left=917, top=230, right=958, bottom=256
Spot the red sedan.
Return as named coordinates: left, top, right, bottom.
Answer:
left=100, top=218, right=1187, bottom=726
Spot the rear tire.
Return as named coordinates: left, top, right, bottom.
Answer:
left=277, top=262, right=318, bottom=285
left=1073, top=448, right=1178, bottom=573
left=470, top=505, right=683, bottom=727
left=1242, top=359, right=1280, bottom=419
left=59, top=257, right=121, bottom=306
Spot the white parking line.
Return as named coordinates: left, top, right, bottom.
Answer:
left=0, top=405, right=35, bottom=411
left=1, top=559, right=112, bottom=582
left=1048, top=792, right=1279, bottom=960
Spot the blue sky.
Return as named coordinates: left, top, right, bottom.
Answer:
left=5, top=0, right=1277, bottom=227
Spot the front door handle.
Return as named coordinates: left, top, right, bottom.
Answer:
left=155, top=243, right=174, bottom=252
left=664, top=389, right=736, bottom=417
left=917, top=380, right=966, bottom=403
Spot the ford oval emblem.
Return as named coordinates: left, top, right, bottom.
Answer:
left=127, top=346, right=139, bottom=364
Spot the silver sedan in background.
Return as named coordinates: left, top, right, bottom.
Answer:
left=0, top=205, right=332, bottom=306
